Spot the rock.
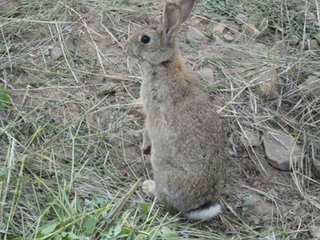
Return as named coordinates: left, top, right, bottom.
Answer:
left=50, top=46, right=63, bottom=60
left=299, top=75, right=320, bottom=96
left=259, top=81, right=279, bottom=99
left=310, top=225, right=320, bottom=238
left=130, top=98, right=145, bottom=118
left=200, top=67, right=214, bottom=83
left=309, top=39, right=320, bottom=50
left=187, top=26, right=207, bottom=41
left=242, top=24, right=261, bottom=38
left=212, top=22, right=227, bottom=35
left=213, top=35, right=224, bottom=44
left=255, top=69, right=279, bottom=100
left=207, top=22, right=237, bottom=42
left=262, top=130, right=303, bottom=171
left=240, top=130, right=260, bottom=147
left=223, top=33, right=234, bottom=42
left=98, top=82, right=117, bottom=96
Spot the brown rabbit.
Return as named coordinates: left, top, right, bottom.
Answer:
left=124, top=0, right=226, bottom=220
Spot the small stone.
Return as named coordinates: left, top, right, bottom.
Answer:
left=98, top=82, right=117, bottom=96
left=213, top=35, right=224, bottom=44
left=50, top=46, right=63, bottom=60
left=262, top=130, right=303, bottom=171
left=130, top=98, right=145, bottom=117
left=243, top=24, right=261, bottom=38
left=223, top=33, right=234, bottom=42
left=255, top=69, right=279, bottom=100
left=213, top=23, right=227, bottom=35
left=200, top=67, right=214, bottom=83
left=187, top=26, right=207, bottom=41
left=310, top=225, right=320, bottom=238
left=309, top=39, right=319, bottom=50
left=259, top=82, right=279, bottom=99
left=240, top=130, right=260, bottom=147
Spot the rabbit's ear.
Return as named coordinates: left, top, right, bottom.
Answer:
left=161, top=3, right=182, bottom=44
left=178, top=0, right=196, bottom=23
left=161, top=0, right=195, bottom=44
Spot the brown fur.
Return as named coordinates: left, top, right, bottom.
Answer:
left=124, top=0, right=226, bottom=218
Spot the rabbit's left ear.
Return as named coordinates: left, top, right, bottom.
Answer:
left=161, top=0, right=195, bottom=44
left=161, top=3, right=182, bottom=44
left=178, top=0, right=196, bottom=23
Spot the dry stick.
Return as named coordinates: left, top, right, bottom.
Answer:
left=55, top=23, right=80, bottom=83
left=1, top=28, right=12, bottom=72
left=93, top=179, right=142, bottom=239
left=108, top=178, right=142, bottom=221
left=100, top=14, right=123, bottom=49
left=301, top=0, right=309, bottom=51
left=218, top=68, right=272, bottom=114
left=83, top=21, right=108, bottom=77
left=66, top=4, right=110, bottom=77
left=0, top=140, right=15, bottom=230
left=316, top=0, right=320, bottom=28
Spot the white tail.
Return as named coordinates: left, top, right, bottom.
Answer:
left=185, top=204, right=221, bottom=220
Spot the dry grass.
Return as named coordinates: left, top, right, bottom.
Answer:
left=0, top=0, right=319, bottom=239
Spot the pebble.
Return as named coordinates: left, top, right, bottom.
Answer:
left=262, top=130, right=303, bottom=171
left=50, top=46, right=63, bottom=60
left=187, top=26, right=207, bottom=41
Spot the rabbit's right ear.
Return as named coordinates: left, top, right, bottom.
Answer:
left=161, top=3, right=182, bottom=45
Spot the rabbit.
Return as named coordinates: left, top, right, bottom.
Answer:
left=124, top=0, right=226, bottom=220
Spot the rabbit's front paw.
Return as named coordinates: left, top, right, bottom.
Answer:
left=142, top=180, right=155, bottom=198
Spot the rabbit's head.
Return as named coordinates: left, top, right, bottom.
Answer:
left=124, top=0, right=195, bottom=66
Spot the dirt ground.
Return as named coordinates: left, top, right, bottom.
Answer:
left=1, top=0, right=320, bottom=239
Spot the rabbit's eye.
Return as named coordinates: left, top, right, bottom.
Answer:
left=141, top=35, right=150, bottom=44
